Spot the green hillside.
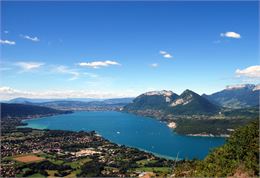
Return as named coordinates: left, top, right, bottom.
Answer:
left=174, top=120, right=259, bottom=177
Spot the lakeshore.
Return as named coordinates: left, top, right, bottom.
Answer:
left=21, top=111, right=225, bottom=160
left=187, top=133, right=230, bottom=138
left=167, top=122, right=177, bottom=129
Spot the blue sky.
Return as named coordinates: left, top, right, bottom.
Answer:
left=1, top=1, right=259, bottom=99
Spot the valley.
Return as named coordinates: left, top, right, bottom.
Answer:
left=1, top=1, right=259, bottom=177
left=1, top=84, right=259, bottom=177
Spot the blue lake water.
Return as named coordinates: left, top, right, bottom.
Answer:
left=22, top=111, right=225, bottom=159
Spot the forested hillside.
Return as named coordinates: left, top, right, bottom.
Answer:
left=174, top=120, right=259, bottom=177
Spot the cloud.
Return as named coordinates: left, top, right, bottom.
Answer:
left=159, top=50, right=173, bottom=58
left=0, top=39, right=16, bottom=45
left=83, top=72, right=99, bottom=78
left=163, top=54, right=172, bottom=58
left=235, top=65, right=260, bottom=78
left=4, top=30, right=9, bottom=34
left=0, top=86, right=137, bottom=100
left=220, top=32, right=241, bottom=39
left=159, top=51, right=167, bottom=55
left=55, top=65, right=80, bottom=80
left=21, top=35, right=40, bottom=42
left=6, top=61, right=98, bottom=81
left=15, top=62, right=44, bottom=71
left=53, top=65, right=99, bottom=80
left=0, top=86, right=18, bottom=94
left=150, top=63, right=158, bottom=68
left=78, top=60, right=121, bottom=69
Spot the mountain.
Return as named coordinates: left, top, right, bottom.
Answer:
left=124, top=90, right=179, bottom=110
left=1, top=103, right=71, bottom=118
left=202, top=84, right=260, bottom=109
left=124, top=89, right=220, bottom=115
left=169, top=89, right=221, bottom=115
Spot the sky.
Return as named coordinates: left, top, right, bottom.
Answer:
left=0, top=1, right=259, bottom=100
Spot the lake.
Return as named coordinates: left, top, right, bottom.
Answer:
left=22, top=111, right=225, bottom=159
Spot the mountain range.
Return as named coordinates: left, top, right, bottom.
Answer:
left=4, top=84, right=259, bottom=113
left=7, top=97, right=134, bottom=104
left=5, top=97, right=134, bottom=110
left=2, top=84, right=259, bottom=136
left=202, top=84, right=259, bottom=108
left=124, top=90, right=221, bottom=115
left=124, top=84, right=259, bottom=116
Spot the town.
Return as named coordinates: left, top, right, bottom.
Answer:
left=1, top=107, right=174, bottom=177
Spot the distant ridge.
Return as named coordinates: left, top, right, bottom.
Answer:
left=202, top=84, right=260, bottom=109
left=7, top=97, right=134, bottom=104
left=5, top=97, right=134, bottom=111
left=7, top=97, right=102, bottom=103
left=1, top=103, right=71, bottom=118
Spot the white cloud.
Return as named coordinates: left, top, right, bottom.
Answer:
left=52, top=66, right=98, bottom=81
left=0, top=39, right=16, bottom=45
left=236, top=65, right=260, bottom=78
left=21, top=35, right=40, bottom=42
left=159, top=51, right=167, bottom=55
left=220, top=32, right=241, bottom=39
left=15, top=62, right=44, bottom=71
left=55, top=65, right=80, bottom=80
left=159, top=50, right=173, bottom=59
left=4, top=30, right=9, bottom=34
left=163, top=54, right=172, bottom=58
left=0, top=86, right=137, bottom=100
left=150, top=63, right=158, bottom=68
left=83, top=72, right=99, bottom=78
left=0, top=86, right=18, bottom=94
left=78, top=60, right=121, bottom=69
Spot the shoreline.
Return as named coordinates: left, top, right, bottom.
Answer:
left=167, top=122, right=177, bottom=129
left=187, top=133, right=230, bottom=138
left=167, top=122, right=229, bottom=138
left=17, top=115, right=180, bottom=161
left=15, top=110, right=225, bottom=160
left=123, top=110, right=231, bottom=138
